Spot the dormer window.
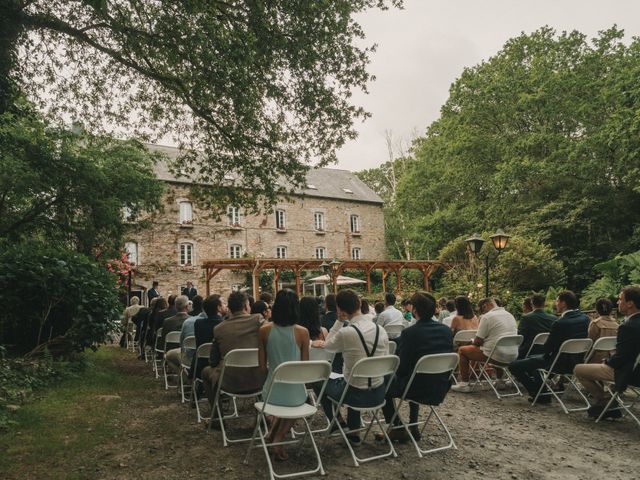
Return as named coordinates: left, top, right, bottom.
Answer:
left=307, top=184, right=318, bottom=190
left=343, top=188, right=354, bottom=194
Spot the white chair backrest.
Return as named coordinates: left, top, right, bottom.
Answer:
left=558, top=338, right=593, bottom=355
left=182, top=335, right=196, bottom=349
left=272, top=360, right=332, bottom=385
left=453, top=329, right=476, bottom=343
left=165, top=331, right=181, bottom=349
left=388, top=341, right=397, bottom=355
left=494, top=334, right=524, bottom=349
left=309, top=347, right=334, bottom=363
left=156, top=327, right=163, bottom=338
left=195, top=342, right=212, bottom=359
left=532, top=332, right=550, bottom=346
left=224, top=348, right=259, bottom=368
left=384, top=323, right=405, bottom=338
left=592, top=336, right=617, bottom=352
left=414, top=353, right=459, bottom=375
left=349, top=355, right=400, bottom=382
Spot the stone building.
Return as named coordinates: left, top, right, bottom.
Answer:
left=125, top=145, right=385, bottom=299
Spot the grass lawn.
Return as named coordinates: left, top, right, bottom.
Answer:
left=0, top=347, right=158, bottom=479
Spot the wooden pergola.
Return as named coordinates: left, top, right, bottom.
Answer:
left=202, top=258, right=443, bottom=297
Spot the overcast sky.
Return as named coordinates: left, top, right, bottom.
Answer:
left=336, top=0, right=640, bottom=171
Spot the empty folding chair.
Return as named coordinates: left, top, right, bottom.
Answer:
left=152, top=328, right=163, bottom=378
left=384, top=323, right=404, bottom=340
left=209, top=348, right=264, bottom=446
left=243, top=360, right=332, bottom=480
left=325, top=355, right=400, bottom=467
left=531, top=338, right=593, bottom=413
left=525, top=332, right=550, bottom=358
left=584, top=336, right=617, bottom=363
left=179, top=335, right=197, bottom=403
left=388, top=341, right=397, bottom=355
left=469, top=335, right=524, bottom=399
left=595, top=352, right=640, bottom=427
left=162, top=331, right=181, bottom=390
left=192, top=342, right=212, bottom=423
left=388, top=353, right=459, bottom=457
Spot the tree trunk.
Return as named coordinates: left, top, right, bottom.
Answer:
left=0, top=0, right=24, bottom=113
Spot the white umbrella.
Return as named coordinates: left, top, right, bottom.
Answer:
left=307, top=274, right=366, bottom=286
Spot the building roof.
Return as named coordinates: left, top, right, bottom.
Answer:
left=147, top=143, right=383, bottom=205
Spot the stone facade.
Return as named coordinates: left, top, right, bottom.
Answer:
left=127, top=178, right=386, bottom=299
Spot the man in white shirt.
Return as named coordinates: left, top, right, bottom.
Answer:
left=376, top=292, right=405, bottom=338
left=451, top=298, right=518, bottom=393
left=312, top=289, right=389, bottom=445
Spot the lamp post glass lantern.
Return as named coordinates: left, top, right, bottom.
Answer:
left=465, top=230, right=510, bottom=298
left=321, top=258, right=341, bottom=294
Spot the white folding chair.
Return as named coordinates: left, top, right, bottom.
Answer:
left=152, top=328, right=163, bottom=379
left=469, top=335, right=523, bottom=399
left=595, top=352, right=640, bottom=427
left=162, top=331, right=181, bottom=390
left=209, top=348, right=264, bottom=446
left=525, top=332, right=550, bottom=358
left=531, top=338, right=593, bottom=413
left=451, top=330, right=476, bottom=385
left=388, top=341, right=397, bottom=355
left=584, top=336, right=617, bottom=363
left=192, top=342, right=212, bottom=423
left=384, top=323, right=404, bottom=340
left=125, top=321, right=138, bottom=352
left=325, top=355, right=400, bottom=467
left=243, top=361, right=332, bottom=480
left=388, top=353, right=459, bottom=457
left=179, top=335, right=197, bottom=403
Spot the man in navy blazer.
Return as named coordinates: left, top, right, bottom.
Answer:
left=517, top=294, right=557, bottom=359
left=575, top=287, right=640, bottom=418
left=509, top=290, right=589, bottom=402
left=380, top=291, right=453, bottom=442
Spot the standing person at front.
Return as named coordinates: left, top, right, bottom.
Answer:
left=509, top=290, right=589, bottom=402
left=312, top=289, right=389, bottom=446
left=451, top=297, right=518, bottom=393
left=258, top=289, right=310, bottom=461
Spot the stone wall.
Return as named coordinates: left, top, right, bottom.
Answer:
left=127, top=182, right=386, bottom=299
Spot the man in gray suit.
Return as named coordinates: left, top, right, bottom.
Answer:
left=201, top=291, right=266, bottom=405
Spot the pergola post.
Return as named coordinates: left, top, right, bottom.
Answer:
left=394, top=268, right=402, bottom=295
left=252, top=262, right=261, bottom=297
left=381, top=269, right=388, bottom=294
left=365, top=267, right=372, bottom=295
left=294, top=266, right=302, bottom=297
left=273, top=268, right=280, bottom=294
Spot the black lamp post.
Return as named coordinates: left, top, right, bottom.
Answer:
left=465, top=229, right=511, bottom=298
left=320, top=258, right=341, bottom=294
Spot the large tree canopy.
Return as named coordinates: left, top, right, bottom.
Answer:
left=1, top=0, right=400, bottom=211
left=383, top=27, right=640, bottom=291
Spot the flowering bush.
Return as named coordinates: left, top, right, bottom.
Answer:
left=106, top=251, right=133, bottom=289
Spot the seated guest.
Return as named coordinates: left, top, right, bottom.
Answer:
left=201, top=291, right=266, bottom=405
left=169, top=297, right=205, bottom=375
left=132, top=304, right=152, bottom=359
left=379, top=291, right=453, bottom=442
left=509, top=290, right=589, bottom=402
left=587, top=298, right=619, bottom=363
left=321, top=293, right=338, bottom=330
left=361, top=298, right=376, bottom=322
left=575, top=287, right=640, bottom=418
left=148, top=297, right=168, bottom=351
left=251, top=300, right=272, bottom=321
left=299, top=296, right=328, bottom=341
left=450, top=295, right=479, bottom=337
left=517, top=294, right=557, bottom=359
left=401, top=299, right=413, bottom=324
left=312, top=289, right=389, bottom=445
left=437, top=297, right=449, bottom=322
left=259, top=291, right=274, bottom=306
left=191, top=295, right=225, bottom=380
left=188, top=294, right=203, bottom=317
left=442, top=299, right=457, bottom=327
left=120, top=296, right=142, bottom=347
left=373, top=301, right=385, bottom=323
left=451, top=298, right=518, bottom=393
left=377, top=293, right=405, bottom=330
left=162, top=295, right=191, bottom=374
left=153, top=294, right=177, bottom=337
left=259, top=289, right=310, bottom=461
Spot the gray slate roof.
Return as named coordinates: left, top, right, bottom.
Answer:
left=147, top=143, right=383, bottom=205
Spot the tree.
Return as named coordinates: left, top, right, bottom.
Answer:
left=0, top=97, right=164, bottom=259
left=396, top=27, right=640, bottom=291
left=1, top=0, right=401, bottom=212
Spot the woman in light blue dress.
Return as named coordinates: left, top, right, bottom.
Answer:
left=258, top=289, right=310, bottom=461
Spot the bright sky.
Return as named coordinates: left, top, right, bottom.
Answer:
left=336, top=0, right=640, bottom=171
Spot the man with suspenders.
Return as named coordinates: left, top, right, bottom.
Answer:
left=312, top=289, right=390, bottom=445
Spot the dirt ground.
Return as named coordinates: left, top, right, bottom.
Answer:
left=8, top=347, right=640, bottom=479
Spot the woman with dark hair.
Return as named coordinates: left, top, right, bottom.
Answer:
left=299, top=296, right=328, bottom=340
left=450, top=295, right=479, bottom=336
left=588, top=298, right=619, bottom=363
left=251, top=300, right=272, bottom=321
left=150, top=297, right=169, bottom=336
left=258, top=289, right=310, bottom=461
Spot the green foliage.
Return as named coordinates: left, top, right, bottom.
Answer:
left=0, top=97, right=164, bottom=259
left=581, top=250, right=640, bottom=308
left=0, top=241, right=121, bottom=353
left=389, top=27, right=640, bottom=291
left=3, top=0, right=402, bottom=211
